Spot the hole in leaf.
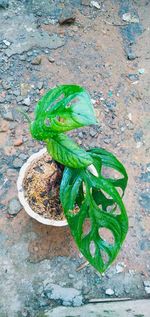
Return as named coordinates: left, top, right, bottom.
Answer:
left=83, top=182, right=86, bottom=195
left=56, top=116, right=65, bottom=123
left=107, top=204, right=117, bottom=213
left=89, top=240, right=96, bottom=257
left=66, top=97, right=80, bottom=109
left=44, top=118, right=51, bottom=127
left=69, top=204, right=80, bottom=215
left=88, top=165, right=99, bottom=177
left=112, top=205, right=121, bottom=216
left=100, top=189, right=112, bottom=200
left=99, top=228, right=115, bottom=245
left=82, top=218, right=91, bottom=237
left=105, top=203, right=121, bottom=216
left=116, top=187, right=123, bottom=196
left=101, top=166, right=122, bottom=180
left=46, top=94, right=65, bottom=111
left=100, top=249, right=109, bottom=264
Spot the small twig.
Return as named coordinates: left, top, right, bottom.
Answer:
left=88, top=297, right=131, bottom=303
left=103, top=19, right=131, bottom=27
left=76, top=260, right=89, bottom=272
left=0, top=178, right=8, bottom=190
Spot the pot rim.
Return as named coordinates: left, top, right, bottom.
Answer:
left=17, top=148, right=68, bottom=226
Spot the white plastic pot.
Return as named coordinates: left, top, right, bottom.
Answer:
left=17, top=148, right=68, bottom=226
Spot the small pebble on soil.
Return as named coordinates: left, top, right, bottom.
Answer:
left=8, top=197, right=22, bottom=215
left=105, top=288, right=114, bottom=296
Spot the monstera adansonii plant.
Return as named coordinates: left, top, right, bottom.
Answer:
left=30, top=84, right=128, bottom=273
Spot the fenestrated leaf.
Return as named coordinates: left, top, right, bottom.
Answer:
left=87, top=148, right=128, bottom=214
left=60, top=151, right=128, bottom=273
left=31, top=85, right=97, bottom=140
left=88, top=148, right=128, bottom=194
left=46, top=134, right=93, bottom=169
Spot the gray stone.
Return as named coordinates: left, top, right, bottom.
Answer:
left=44, top=283, right=83, bottom=306
left=13, top=158, right=23, bottom=169
left=8, top=198, right=22, bottom=215
left=0, top=0, right=9, bottom=9
left=145, top=287, right=150, bottom=294
left=21, top=106, right=29, bottom=112
left=78, top=132, right=84, bottom=139
left=20, top=55, right=26, bottom=61
left=16, top=96, right=23, bottom=103
left=3, top=39, right=10, bottom=46
left=13, top=89, right=20, bottom=96
left=105, top=99, right=116, bottom=110
left=0, top=96, right=5, bottom=103
left=58, top=8, right=76, bottom=25
left=48, top=57, right=55, bottom=63
left=104, top=138, right=111, bottom=144
left=37, top=81, right=43, bottom=90
left=81, top=0, right=90, bottom=6
left=128, top=74, right=139, bottom=81
left=68, top=274, right=74, bottom=279
left=19, top=153, right=28, bottom=161
left=139, top=239, right=150, bottom=251
left=134, top=129, right=143, bottom=142
left=1, top=80, right=11, bottom=90
left=139, top=192, right=150, bottom=211
left=105, top=288, right=114, bottom=295
left=126, top=50, right=137, bottom=60
left=144, top=281, right=150, bottom=287
left=140, top=171, right=150, bottom=183
left=72, top=295, right=83, bottom=307
left=116, top=262, right=125, bottom=274
left=31, top=56, right=42, bottom=65
left=3, top=110, right=13, bottom=121
left=27, top=51, right=33, bottom=57
left=91, top=1, right=101, bottom=9
left=90, top=129, right=97, bottom=137
left=23, top=97, right=31, bottom=106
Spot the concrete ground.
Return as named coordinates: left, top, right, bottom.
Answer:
left=0, top=0, right=150, bottom=316
left=44, top=299, right=150, bottom=317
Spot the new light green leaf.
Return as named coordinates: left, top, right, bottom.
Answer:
left=31, top=85, right=97, bottom=140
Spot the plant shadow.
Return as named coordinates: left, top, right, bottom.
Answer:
left=28, top=219, right=79, bottom=262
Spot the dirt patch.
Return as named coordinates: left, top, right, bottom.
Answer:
left=24, top=153, right=65, bottom=221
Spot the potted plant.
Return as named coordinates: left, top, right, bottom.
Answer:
left=17, top=84, right=128, bottom=273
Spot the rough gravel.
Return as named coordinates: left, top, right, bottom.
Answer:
left=0, top=0, right=150, bottom=316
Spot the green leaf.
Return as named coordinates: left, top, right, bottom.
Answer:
left=88, top=148, right=128, bottom=194
left=87, top=148, right=128, bottom=213
left=31, top=85, right=97, bottom=140
left=46, top=134, right=93, bottom=169
left=60, top=151, right=128, bottom=273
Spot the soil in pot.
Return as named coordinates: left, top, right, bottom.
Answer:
left=23, top=153, right=65, bottom=221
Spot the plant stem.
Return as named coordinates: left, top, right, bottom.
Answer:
left=17, top=109, right=31, bottom=124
